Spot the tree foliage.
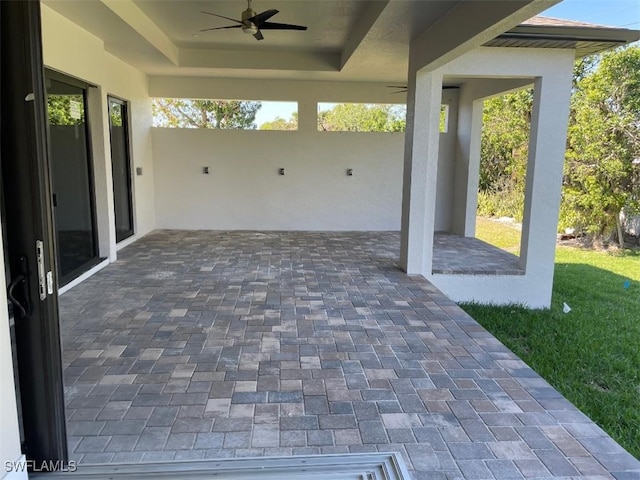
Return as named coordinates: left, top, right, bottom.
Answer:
left=259, top=112, right=298, bottom=130
left=47, top=94, right=84, bottom=126
left=478, top=46, right=640, bottom=246
left=109, top=102, right=123, bottom=127
left=561, top=47, right=640, bottom=246
left=480, top=89, right=532, bottom=193
left=152, top=98, right=261, bottom=129
left=317, top=103, right=406, bottom=132
left=477, top=89, right=532, bottom=221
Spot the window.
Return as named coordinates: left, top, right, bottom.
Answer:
left=152, top=98, right=298, bottom=130
left=317, top=103, right=406, bottom=132
left=256, top=101, right=298, bottom=130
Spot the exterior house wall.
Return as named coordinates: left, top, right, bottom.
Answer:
left=150, top=77, right=449, bottom=232
left=41, top=5, right=156, bottom=262
left=152, top=128, right=404, bottom=231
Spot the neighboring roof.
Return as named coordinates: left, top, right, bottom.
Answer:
left=521, top=16, right=610, bottom=28
left=484, top=15, right=640, bottom=57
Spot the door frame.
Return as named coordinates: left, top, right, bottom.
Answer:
left=107, top=95, right=135, bottom=243
left=1, top=0, right=68, bottom=466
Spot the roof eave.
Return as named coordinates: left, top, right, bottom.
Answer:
left=511, top=24, right=640, bottom=44
left=485, top=25, right=640, bottom=57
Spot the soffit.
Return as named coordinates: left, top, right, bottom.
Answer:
left=42, top=0, right=559, bottom=82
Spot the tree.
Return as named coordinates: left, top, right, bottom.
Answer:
left=152, top=98, right=261, bottom=129
left=259, top=112, right=298, bottom=130
left=561, top=46, right=640, bottom=247
left=480, top=89, right=532, bottom=192
left=477, top=89, right=532, bottom=221
left=47, top=95, right=84, bottom=126
left=317, top=103, right=406, bottom=132
left=476, top=46, right=640, bottom=246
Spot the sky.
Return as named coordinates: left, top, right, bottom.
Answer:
left=542, top=0, right=640, bottom=28
left=255, top=0, right=640, bottom=126
left=254, top=101, right=297, bottom=126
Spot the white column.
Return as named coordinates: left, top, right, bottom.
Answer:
left=519, top=69, right=573, bottom=296
left=400, top=67, right=443, bottom=274
left=434, top=88, right=459, bottom=233
left=297, top=99, right=317, bottom=134
left=88, top=87, right=117, bottom=262
left=452, top=91, right=484, bottom=236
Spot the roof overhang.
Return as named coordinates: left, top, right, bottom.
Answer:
left=485, top=18, right=640, bottom=57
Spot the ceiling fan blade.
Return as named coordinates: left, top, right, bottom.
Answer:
left=200, top=25, right=242, bottom=32
left=249, top=9, right=279, bottom=25
left=253, top=30, right=265, bottom=41
left=201, top=10, right=243, bottom=24
left=259, top=22, right=307, bottom=31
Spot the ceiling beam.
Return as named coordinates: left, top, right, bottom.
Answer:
left=340, top=0, right=390, bottom=70
left=179, top=48, right=341, bottom=72
left=100, top=0, right=179, bottom=65
left=410, top=0, right=560, bottom=72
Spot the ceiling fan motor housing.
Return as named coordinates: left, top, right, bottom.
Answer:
left=241, top=7, right=258, bottom=33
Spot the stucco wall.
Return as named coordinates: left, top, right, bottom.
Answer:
left=153, top=129, right=404, bottom=231
left=41, top=5, right=155, bottom=260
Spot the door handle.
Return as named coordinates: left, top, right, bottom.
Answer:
left=7, top=256, right=31, bottom=318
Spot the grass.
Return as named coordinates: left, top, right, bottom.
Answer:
left=475, top=217, right=521, bottom=253
left=463, top=218, right=640, bottom=459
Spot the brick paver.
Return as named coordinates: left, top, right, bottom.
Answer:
left=59, top=231, right=640, bottom=478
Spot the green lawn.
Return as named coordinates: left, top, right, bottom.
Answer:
left=475, top=217, right=522, bottom=253
left=463, top=218, right=640, bottom=459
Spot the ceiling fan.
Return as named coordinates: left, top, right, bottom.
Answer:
left=200, top=0, right=308, bottom=41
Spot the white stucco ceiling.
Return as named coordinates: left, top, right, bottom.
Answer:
left=42, top=0, right=559, bottom=82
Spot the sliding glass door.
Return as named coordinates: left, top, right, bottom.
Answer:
left=46, top=72, right=99, bottom=285
left=108, top=97, right=134, bottom=242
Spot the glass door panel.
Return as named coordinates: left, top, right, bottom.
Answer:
left=108, top=98, right=134, bottom=242
left=46, top=75, right=99, bottom=285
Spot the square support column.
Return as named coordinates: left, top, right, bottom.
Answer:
left=400, top=68, right=443, bottom=274
left=452, top=94, right=484, bottom=237
left=88, top=86, right=117, bottom=262
left=519, top=70, right=573, bottom=299
left=297, top=99, right=318, bottom=134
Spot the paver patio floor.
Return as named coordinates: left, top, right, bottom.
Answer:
left=59, top=231, right=640, bottom=479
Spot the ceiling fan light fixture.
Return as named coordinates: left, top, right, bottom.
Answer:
left=242, top=24, right=259, bottom=34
